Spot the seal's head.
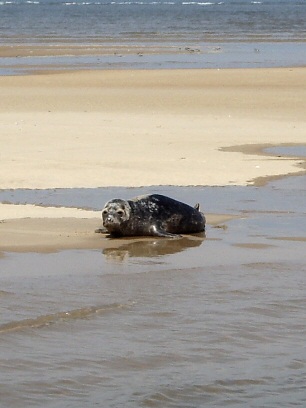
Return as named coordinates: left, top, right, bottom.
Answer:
left=102, top=199, right=131, bottom=234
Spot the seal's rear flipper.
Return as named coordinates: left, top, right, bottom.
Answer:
left=150, top=225, right=181, bottom=239
left=194, top=203, right=200, bottom=211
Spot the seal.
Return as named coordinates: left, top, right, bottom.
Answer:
left=99, top=194, right=206, bottom=238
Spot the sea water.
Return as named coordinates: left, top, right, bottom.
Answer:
left=1, top=0, right=305, bottom=44
left=0, top=0, right=305, bottom=72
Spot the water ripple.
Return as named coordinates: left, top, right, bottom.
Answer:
left=0, top=303, right=132, bottom=333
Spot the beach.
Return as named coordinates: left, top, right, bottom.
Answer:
left=0, top=67, right=306, bottom=252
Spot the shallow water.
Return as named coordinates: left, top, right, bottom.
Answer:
left=265, top=145, right=306, bottom=158
left=1, top=162, right=306, bottom=406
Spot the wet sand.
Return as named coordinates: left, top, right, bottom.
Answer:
left=0, top=211, right=237, bottom=253
left=0, top=44, right=187, bottom=58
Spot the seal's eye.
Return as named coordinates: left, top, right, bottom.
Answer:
left=117, top=210, right=124, bottom=216
left=102, top=209, right=108, bottom=216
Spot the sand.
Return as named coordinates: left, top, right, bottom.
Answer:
left=0, top=67, right=305, bottom=252
left=0, top=44, right=185, bottom=58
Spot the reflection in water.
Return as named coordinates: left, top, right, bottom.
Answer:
left=102, top=235, right=205, bottom=263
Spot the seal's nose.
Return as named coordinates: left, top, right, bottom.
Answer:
left=105, top=216, right=114, bottom=224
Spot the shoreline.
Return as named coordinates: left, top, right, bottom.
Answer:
left=0, top=66, right=305, bottom=253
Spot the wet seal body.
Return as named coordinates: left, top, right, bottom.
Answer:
left=100, top=194, right=206, bottom=238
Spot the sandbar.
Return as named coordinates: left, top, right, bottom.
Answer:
left=0, top=67, right=305, bottom=252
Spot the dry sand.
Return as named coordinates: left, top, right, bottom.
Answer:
left=0, top=67, right=305, bottom=252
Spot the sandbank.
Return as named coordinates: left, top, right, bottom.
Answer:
left=0, top=211, right=234, bottom=253
left=0, top=67, right=305, bottom=252
left=0, top=44, right=186, bottom=58
left=1, top=68, right=305, bottom=191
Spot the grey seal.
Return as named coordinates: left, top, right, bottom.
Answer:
left=98, top=194, right=206, bottom=238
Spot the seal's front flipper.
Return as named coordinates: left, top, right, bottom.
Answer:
left=95, top=226, right=108, bottom=234
left=150, top=225, right=181, bottom=238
